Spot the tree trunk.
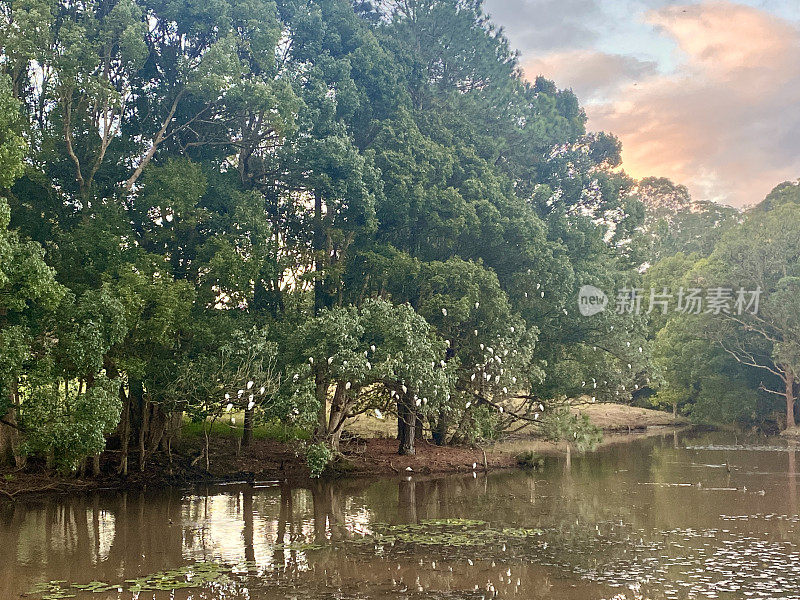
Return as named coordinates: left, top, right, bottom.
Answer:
left=327, top=383, right=348, bottom=453
left=313, top=191, right=328, bottom=315
left=242, top=406, right=254, bottom=448
left=313, top=370, right=328, bottom=442
left=432, top=407, right=447, bottom=446
left=118, top=390, right=130, bottom=476
left=414, top=412, right=424, bottom=441
left=785, top=369, right=796, bottom=430
left=0, top=379, right=24, bottom=468
left=138, top=394, right=149, bottom=472
left=397, top=395, right=416, bottom=456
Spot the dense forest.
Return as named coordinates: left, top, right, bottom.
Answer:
left=0, top=0, right=798, bottom=476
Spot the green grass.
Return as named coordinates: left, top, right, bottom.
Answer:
left=181, top=415, right=310, bottom=443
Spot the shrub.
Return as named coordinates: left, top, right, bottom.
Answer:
left=306, top=443, right=333, bottom=478
left=516, top=451, right=544, bottom=469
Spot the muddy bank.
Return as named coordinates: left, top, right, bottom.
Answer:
left=0, top=436, right=519, bottom=500
left=0, top=404, right=686, bottom=500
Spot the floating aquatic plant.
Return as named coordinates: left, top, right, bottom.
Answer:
left=29, top=562, right=234, bottom=598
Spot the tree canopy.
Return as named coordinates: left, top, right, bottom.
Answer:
left=1, top=0, right=795, bottom=473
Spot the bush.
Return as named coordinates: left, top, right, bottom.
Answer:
left=306, top=443, right=333, bottom=478
left=516, top=451, right=544, bottom=469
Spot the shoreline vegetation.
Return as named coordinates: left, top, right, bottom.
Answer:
left=2, top=0, right=799, bottom=507
left=0, top=404, right=687, bottom=500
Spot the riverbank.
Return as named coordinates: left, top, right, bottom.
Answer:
left=0, top=404, right=687, bottom=500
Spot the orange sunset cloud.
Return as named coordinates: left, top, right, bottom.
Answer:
left=522, top=1, right=800, bottom=207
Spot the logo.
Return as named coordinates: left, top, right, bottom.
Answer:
left=578, top=285, right=608, bottom=317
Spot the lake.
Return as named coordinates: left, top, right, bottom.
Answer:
left=2, top=429, right=799, bottom=600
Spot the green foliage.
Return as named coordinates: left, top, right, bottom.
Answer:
left=515, top=450, right=545, bottom=469
left=0, top=74, right=26, bottom=189
left=306, top=443, right=333, bottom=478
left=22, top=376, right=123, bottom=471
left=0, top=0, right=691, bottom=467
left=538, top=406, right=603, bottom=452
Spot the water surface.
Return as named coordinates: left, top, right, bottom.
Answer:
left=3, top=430, right=799, bottom=600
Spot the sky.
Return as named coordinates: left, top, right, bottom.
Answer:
left=483, top=0, right=800, bottom=207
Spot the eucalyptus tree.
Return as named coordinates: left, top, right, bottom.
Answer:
left=695, top=196, right=800, bottom=429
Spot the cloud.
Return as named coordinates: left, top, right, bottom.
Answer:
left=523, top=50, right=658, bottom=102
left=484, top=0, right=604, bottom=52
left=519, top=1, right=800, bottom=207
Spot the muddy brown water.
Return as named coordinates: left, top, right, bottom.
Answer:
left=2, top=429, right=800, bottom=600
